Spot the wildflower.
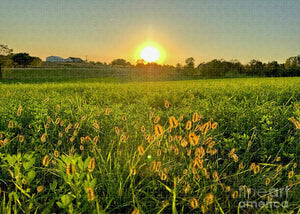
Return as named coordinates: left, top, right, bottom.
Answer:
left=130, top=166, right=137, bottom=175
left=195, top=146, right=205, bottom=158
left=160, top=172, right=167, bottom=180
left=232, top=191, right=239, bottom=198
left=74, top=122, right=79, bottom=129
left=276, top=156, right=281, bottom=162
left=265, top=178, right=271, bottom=186
left=93, top=122, right=100, bottom=129
left=157, top=149, right=162, bottom=156
left=154, top=124, right=163, bottom=137
left=211, top=122, right=218, bottom=129
left=66, top=163, right=76, bottom=175
left=17, top=106, right=22, bottom=116
left=293, top=163, right=297, bottom=168
left=70, top=136, right=75, bottom=142
left=73, top=130, right=78, bottom=136
left=81, top=115, right=87, bottom=120
left=201, top=205, right=208, bottom=213
left=41, top=133, right=47, bottom=143
left=201, top=121, right=211, bottom=134
left=42, top=155, right=50, bottom=167
left=155, top=161, right=162, bottom=172
left=86, top=187, right=95, bottom=201
left=37, top=185, right=44, bottom=193
left=151, top=115, right=160, bottom=124
left=226, top=186, right=231, bottom=192
left=18, top=135, right=24, bottom=143
left=239, top=163, right=244, bottom=169
left=168, top=135, right=173, bottom=142
left=188, top=133, right=199, bottom=146
left=276, top=164, right=282, bottom=172
left=186, top=148, right=191, bottom=156
left=55, top=118, right=60, bottom=125
left=122, top=115, right=127, bottom=121
left=180, top=139, right=188, bottom=148
left=208, top=141, right=216, bottom=149
left=141, top=126, right=146, bottom=133
left=192, top=112, right=198, bottom=122
left=164, top=100, right=170, bottom=108
left=131, top=208, right=140, bottom=214
left=174, top=147, right=179, bottom=155
left=51, top=151, right=60, bottom=159
left=250, top=163, right=256, bottom=170
left=8, top=121, right=14, bottom=128
left=190, top=198, right=199, bottom=209
left=193, top=157, right=203, bottom=169
left=169, top=116, right=178, bottom=128
left=184, top=183, right=190, bottom=194
left=44, top=97, right=49, bottom=102
left=232, top=154, right=239, bottom=162
left=212, top=171, right=219, bottom=181
left=88, top=158, right=96, bottom=172
left=114, top=126, right=120, bottom=134
left=138, top=145, right=144, bottom=155
left=288, top=171, right=294, bottom=179
left=185, top=120, right=192, bottom=130
left=85, top=136, right=92, bottom=142
left=105, top=107, right=111, bottom=115
left=203, top=193, right=214, bottom=205
left=149, top=111, right=154, bottom=120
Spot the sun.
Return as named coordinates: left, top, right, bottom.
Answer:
left=140, top=46, right=160, bottom=63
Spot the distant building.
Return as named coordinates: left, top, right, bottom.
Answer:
left=65, top=57, right=83, bottom=63
left=46, top=56, right=65, bottom=62
left=46, top=56, right=84, bottom=63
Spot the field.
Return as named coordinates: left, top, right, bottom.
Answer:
left=0, top=72, right=299, bottom=213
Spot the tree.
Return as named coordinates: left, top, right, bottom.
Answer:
left=0, top=45, right=13, bottom=79
left=111, top=59, right=130, bottom=66
left=183, top=57, right=196, bottom=75
left=245, top=59, right=264, bottom=76
left=30, top=57, right=42, bottom=67
left=12, top=53, right=33, bottom=67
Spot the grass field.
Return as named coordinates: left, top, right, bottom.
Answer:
left=0, top=73, right=299, bottom=213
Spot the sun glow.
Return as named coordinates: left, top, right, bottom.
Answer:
left=140, top=46, right=160, bottom=63
left=135, top=42, right=165, bottom=64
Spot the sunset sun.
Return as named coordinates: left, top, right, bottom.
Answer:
left=140, top=46, right=160, bottom=63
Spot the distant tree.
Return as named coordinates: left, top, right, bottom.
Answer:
left=183, top=57, right=196, bottom=75
left=30, top=57, right=42, bottom=67
left=136, top=59, right=146, bottom=68
left=185, top=57, right=195, bottom=69
left=0, top=45, right=13, bottom=79
left=12, top=53, right=32, bottom=67
left=264, top=61, right=280, bottom=77
left=284, top=55, right=300, bottom=76
left=111, top=58, right=129, bottom=66
left=245, top=59, right=264, bottom=76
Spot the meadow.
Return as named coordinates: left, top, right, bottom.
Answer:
left=0, top=72, right=299, bottom=213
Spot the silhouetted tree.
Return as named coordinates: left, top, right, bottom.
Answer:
left=0, top=45, right=13, bottom=79
left=183, top=57, right=196, bottom=75
left=12, top=53, right=32, bottom=67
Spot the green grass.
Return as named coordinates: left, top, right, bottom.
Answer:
left=0, top=76, right=299, bottom=213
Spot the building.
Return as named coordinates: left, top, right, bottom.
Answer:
left=65, top=57, right=83, bottom=63
left=46, top=56, right=65, bottom=62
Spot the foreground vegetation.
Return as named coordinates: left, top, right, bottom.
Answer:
left=0, top=77, right=299, bottom=213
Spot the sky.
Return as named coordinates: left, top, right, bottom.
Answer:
left=1, top=0, right=300, bottom=65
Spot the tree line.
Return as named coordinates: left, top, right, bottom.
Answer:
left=1, top=44, right=300, bottom=79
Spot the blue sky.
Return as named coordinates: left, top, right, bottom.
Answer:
left=1, top=0, right=299, bottom=65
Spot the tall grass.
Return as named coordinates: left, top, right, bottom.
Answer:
left=0, top=77, right=299, bottom=213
